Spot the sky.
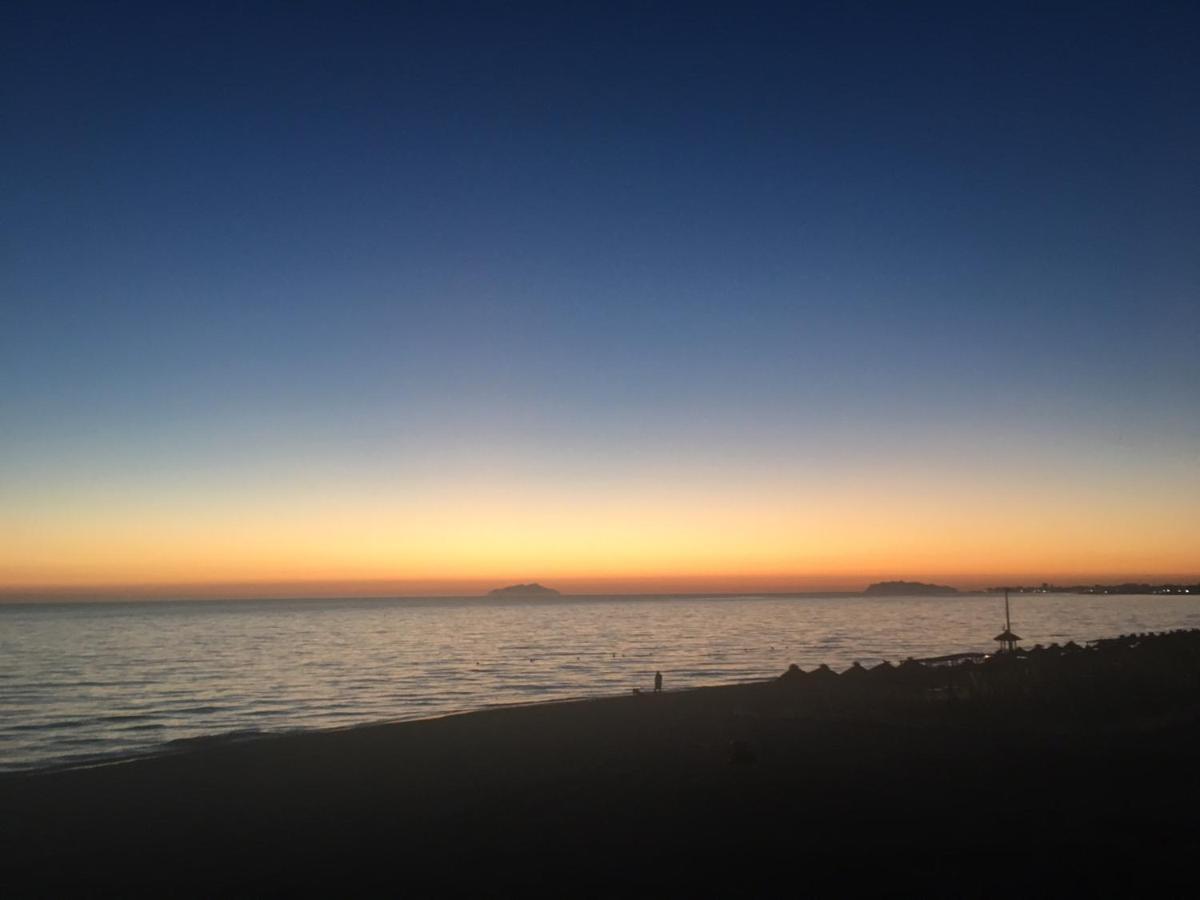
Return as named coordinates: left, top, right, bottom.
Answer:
left=2, top=1, right=1198, bottom=597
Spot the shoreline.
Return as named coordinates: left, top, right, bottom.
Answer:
left=1, top=679, right=774, bottom=779
left=5, top=630, right=1200, bottom=895
left=5, top=621, right=1197, bottom=776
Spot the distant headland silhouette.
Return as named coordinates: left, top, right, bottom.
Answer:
left=487, top=583, right=561, bottom=597
left=864, top=580, right=959, bottom=596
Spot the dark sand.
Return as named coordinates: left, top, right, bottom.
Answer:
left=5, top=639, right=1200, bottom=897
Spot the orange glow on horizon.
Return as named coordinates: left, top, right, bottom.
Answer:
left=3, top=465, right=1197, bottom=598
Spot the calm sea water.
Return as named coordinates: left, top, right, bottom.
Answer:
left=2, top=593, right=1198, bottom=772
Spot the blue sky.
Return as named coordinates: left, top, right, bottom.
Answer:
left=2, top=2, right=1197, bottom=590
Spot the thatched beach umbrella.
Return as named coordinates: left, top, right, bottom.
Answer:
left=993, top=628, right=1022, bottom=653
left=778, top=663, right=807, bottom=683
left=808, top=663, right=838, bottom=683
left=841, top=661, right=869, bottom=681
left=993, top=589, right=1022, bottom=653
left=868, top=661, right=895, bottom=678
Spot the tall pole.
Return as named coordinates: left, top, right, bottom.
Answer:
left=1005, top=588, right=1011, bottom=631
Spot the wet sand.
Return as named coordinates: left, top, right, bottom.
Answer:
left=4, top=643, right=1200, bottom=897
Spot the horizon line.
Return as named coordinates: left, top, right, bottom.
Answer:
left=3, top=573, right=1198, bottom=603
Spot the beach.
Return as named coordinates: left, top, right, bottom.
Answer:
left=5, top=632, right=1200, bottom=897
left=7, top=592, right=1198, bottom=773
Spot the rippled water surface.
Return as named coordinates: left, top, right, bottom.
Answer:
left=3, top=593, right=1198, bottom=771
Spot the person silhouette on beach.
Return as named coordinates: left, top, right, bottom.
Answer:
left=654, top=671, right=663, bottom=692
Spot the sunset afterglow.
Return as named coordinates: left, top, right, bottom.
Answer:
left=2, top=3, right=1196, bottom=598
left=4, top=428, right=1196, bottom=595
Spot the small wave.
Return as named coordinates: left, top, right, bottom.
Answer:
left=165, top=728, right=267, bottom=749
left=161, top=705, right=231, bottom=716
left=52, top=736, right=110, bottom=746
left=9, top=719, right=98, bottom=732
left=97, top=713, right=159, bottom=724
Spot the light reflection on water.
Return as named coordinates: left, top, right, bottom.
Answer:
left=2, top=593, right=1198, bottom=771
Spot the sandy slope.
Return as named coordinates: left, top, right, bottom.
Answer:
left=4, top=674, right=1199, bottom=896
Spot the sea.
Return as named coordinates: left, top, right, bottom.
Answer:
left=2, top=592, right=1198, bottom=773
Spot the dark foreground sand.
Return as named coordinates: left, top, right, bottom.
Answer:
left=5, top=636, right=1200, bottom=897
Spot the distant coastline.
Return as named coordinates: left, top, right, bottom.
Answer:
left=987, top=582, right=1198, bottom=595
left=4, top=582, right=1199, bottom=604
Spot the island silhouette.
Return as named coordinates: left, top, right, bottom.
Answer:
left=487, top=583, right=561, bottom=597
left=864, top=580, right=959, bottom=596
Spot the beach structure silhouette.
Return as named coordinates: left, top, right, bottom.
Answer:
left=994, top=588, right=1022, bottom=653
left=771, top=627, right=1200, bottom=719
